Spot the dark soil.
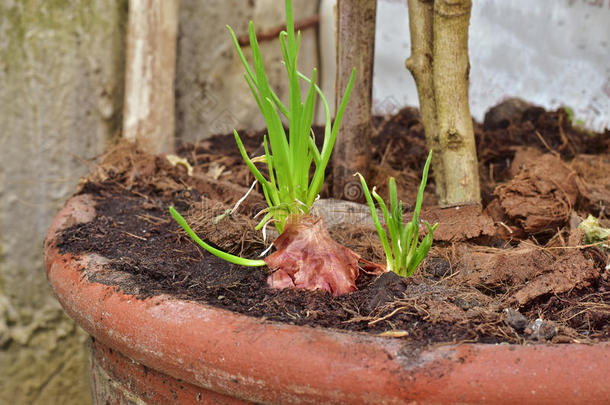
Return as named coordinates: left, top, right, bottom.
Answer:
left=56, top=100, right=610, bottom=347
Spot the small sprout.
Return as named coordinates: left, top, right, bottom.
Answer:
left=357, top=151, right=437, bottom=277
left=212, top=209, right=232, bottom=224
left=579, top=214, right=610, bottom=251
left=563, top=106, right=586, bottom=128
left=563, top=106, right=576, bottom=123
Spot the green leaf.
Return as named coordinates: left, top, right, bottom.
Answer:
left=170, top=207, right=266, bottom=267
left=357, top=173, right=393, bottom=271
left=358, top=151, right=437, bottom=277
left=307, top=68, right=356, bottom=204
left=372, top=188, right=399, bottom=271
left=406, top=222, right=437, bottom=276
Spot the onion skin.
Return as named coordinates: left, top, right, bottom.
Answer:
left=265, top=215, right=361, bottom=296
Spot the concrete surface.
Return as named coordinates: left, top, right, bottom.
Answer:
left=0, top=0, right=126, bottom=403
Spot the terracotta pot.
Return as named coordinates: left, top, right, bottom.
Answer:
left=45, top=195, right=609, bottom=404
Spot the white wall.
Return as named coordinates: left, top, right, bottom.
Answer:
left=321, top=0, right=610, bottom=131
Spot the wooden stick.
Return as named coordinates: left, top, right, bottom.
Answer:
left=406, top=0, right=442, bottom=194
left=406, top=0, right=480, bottom=206
left=333, top=0, right=376, bottom=202
left=123, top=0, right=180, bottom=154
left=432, top=0, right=480, bottom=205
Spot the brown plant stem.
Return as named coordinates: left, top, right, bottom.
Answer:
left=333, top=0, right=376, bottom=202
left=406, top=0, right=480, bottom=206
left=237, top=14, right=320, bottom=47
left=405, top=0, right=441, bottom=194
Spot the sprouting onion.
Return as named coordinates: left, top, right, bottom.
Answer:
left=356, top=151, right=437, bottom=276
left=226, top=0, right=355, bottom=233
left=170, top=0, right=355, bottom=270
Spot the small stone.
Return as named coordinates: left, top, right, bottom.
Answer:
left=504, top=308, right=528, bottom=331
left=483, top=98, right=532, bottom=129
left=524, top=318, right=557, bottom=341
left=536, top=320, right=558, bottom=341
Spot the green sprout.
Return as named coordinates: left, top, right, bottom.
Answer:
left=170, top=0, right=355, bottom=265
left=579, top=214, right=610, bottom=251
left=563, top=106, right=585, bottom=128
left=356, top=151, right=437, bottom=277
left=226, top=0, right=355, bottom=234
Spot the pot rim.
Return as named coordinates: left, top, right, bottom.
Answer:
left=45, top=194, right=610, bottom=404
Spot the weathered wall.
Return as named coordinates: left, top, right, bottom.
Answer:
left=0, top=1, right=321, bottom=403
left=0, top=0, right=127, bottom=403
left=176, top=0, right=320, bottom=143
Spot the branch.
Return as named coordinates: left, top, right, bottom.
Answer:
left=123, top=0, right=180, bottom=154
left=237, top=15, right=320, bottom=47
left=432, top=0, right=480, bottom=205
left=405, top=0, right=444, bottom=195
left=333, top=0, right=376, bottom=202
